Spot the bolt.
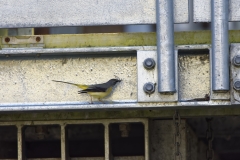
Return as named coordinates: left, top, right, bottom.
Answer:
left=36, top=36, right=41, bottom=42
left=234, top=80, right=240, bottom=91
left=143, top=58, right=155, bottom=69
left=5, top=37, right=10, bottom=43
left=233, top=55, right=240, bottom=66
left=143, top=82, right=155, bottom=94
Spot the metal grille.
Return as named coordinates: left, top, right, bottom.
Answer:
left=0, top=119, right=148, bottom=160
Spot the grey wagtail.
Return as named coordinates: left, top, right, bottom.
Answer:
left=52, top=79, right=121, bottom=103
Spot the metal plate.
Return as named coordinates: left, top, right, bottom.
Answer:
left=0, top=0, right=189, bottom=28
left=230, top=43, right=240, bottom=104
left=137, top=50, right=178, bottom=102
left=193, top=0, right=240, bottom=22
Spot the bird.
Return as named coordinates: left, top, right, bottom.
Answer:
left=52, top=79, right=121, bottom=103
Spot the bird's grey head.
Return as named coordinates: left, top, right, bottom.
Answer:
left=108, top=79, right=121, bottom=86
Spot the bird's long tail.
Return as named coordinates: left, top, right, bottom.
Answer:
left=52, top=80, right=88, bottom=89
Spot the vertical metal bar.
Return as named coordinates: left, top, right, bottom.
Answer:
left=104, top=123, right=110, bottom=160
left=17, top=125, right=25, bottom=160
left=211, top=0, right=229, bottom=91
left=61, top=124, right=69, bottom=160
left=144, top=121, right=149, bottom=160
left=156, top=0, right=176, bottom=93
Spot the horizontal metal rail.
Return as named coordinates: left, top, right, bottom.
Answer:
left=0, top=45, right=232, bottom=111
left=0, top=101, right=231, bottom=112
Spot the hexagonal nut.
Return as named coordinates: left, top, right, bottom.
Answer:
left=143, top=82, right=155, bottom=94
left=233, top=80, right=240, bottom=91
left=233, top=55, right=240, bottom=67
left=143, top=58, right=155, bottom=69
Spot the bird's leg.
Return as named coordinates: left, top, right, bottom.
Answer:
left=98, top=98, right=105, bottom=104
left=90, top=96, right=93, bottom=104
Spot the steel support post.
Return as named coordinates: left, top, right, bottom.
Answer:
left=156, top=0, right=176, bottom=93
left=211, top=0, right=229, bottom=92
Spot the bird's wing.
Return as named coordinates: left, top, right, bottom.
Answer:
left=79, top=84, right=108, bottom=93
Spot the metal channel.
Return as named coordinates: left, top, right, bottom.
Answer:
left=0, top=46, right=156, bottom=55
left=0, top=0, right=188, bottom=28
left=156, top=0, right=176, bottom=93
left=0, top=119, right=148, bottom=160
left=211, top=0, right=229, bottom=92
left=0, top=45, right=233, bottom=111
left=194, top=0, right=240, bottom=22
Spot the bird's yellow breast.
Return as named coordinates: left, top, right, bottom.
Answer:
left=87, top=87, right=113, bottom=99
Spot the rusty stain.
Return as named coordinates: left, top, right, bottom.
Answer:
left=5, top=37, right=10, bottom=43
left=36, top=36, right=41, bottom=42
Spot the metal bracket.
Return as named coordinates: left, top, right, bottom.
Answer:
left=137, top=45, right=230, bottom=102
left=1, top=35, right=44, bottom=49
left=230, top=43, right=240, bottom=104
left=137, top=50, right=178, bottom=102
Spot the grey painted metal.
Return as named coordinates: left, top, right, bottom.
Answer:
left=233, top=80, right=240, bottom=91
left=156, top=0, right=176, bottom=93
left=194, top=0, right=240, bottom=22
left=137, top=50, right=178, bottom=102
left=0, top=100, right=231, bottom=112
left=0, top=45, right=233, bottom=111
left=143, top=58, right=155, bottom=70
left=211, top=0, right=229, bottom=92
left=0, top=46, right=156, bottom=55
left=230, top=44, right=240, bottom=104
left=143, top=82, right=156, bottom=95
left=233, top=55, right=240, bottom=66
left=0, top=0, right=188, bottom=28
left=208, top=48, right=230, bottom=100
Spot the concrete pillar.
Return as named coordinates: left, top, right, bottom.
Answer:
left=150, top=120, right=220, bottom=160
